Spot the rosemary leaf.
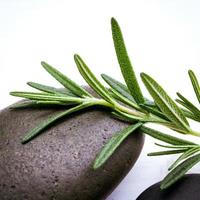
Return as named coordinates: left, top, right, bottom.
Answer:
left=188, top=70, right=200, bottom=104
left=140, top=126, right=196, bottom=146
left=155, top=143, right=197, bottom=149
left=27, top=82, right=75, bottom=96
left=10, top=92, right=83, bottom=104
left=109, top=88, right=141, bottom=110
left=168, top=147, right=200, bottom=171
left=176, top=92, right=200, bottom=117
left=10, top=100, right=68, bottom=109
left=182, top=109, right=200, bottom=122
left=177, top=99, right=192, bottom=111
left=93, top=122, right=143, bottom=169
left=161, top=153, right=200, bottom=189
left=139, top=104, right=169, bottom=121
left=41, top=61, right=92, bottom=97
left=141, top=73, right=190, bottom=132
left=101, top=74, right=135, bottom=102
left=22, top=102, right=94, bottom=144
left=108, top=89, right=122, bottom=101
left=74, top=54, right=115, bottom=104
left=36, top=100, right=71, bottom=106
left=111, top=18, right=144, bottom=104
left=148, top=149, right=186, bottom=156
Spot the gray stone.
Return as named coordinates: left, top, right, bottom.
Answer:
left=137, top=174, right=200, bottom=200
left=0, top=89, right=144, bottom=200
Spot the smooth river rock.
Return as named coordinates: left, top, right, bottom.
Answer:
left=137, top=174, right=200, bottom=200
left=0, top=89, right=144, bottom=200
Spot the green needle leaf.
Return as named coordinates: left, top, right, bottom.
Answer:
left=140, top=126, right=196, bottom=146
left=109, top=88, right=141, bottom=110
left=155, top=143, right=197, bottom=149
left=168, top=147, right=200, bottom=171
left=182, top=109, right=200, bottom=122
left=41, top=61, right=92, bottom=97
left=141, top=73, right=190, bottom=132
left=188, top=70, right=200, bottom=104
left=10, top=100, right=68, bottom=109
left=27, top=82, right=75, bottom=96
left=22, top=102, right=94, bottom=144
left=10, top=92, right=84, bottom=104
left=93, top=122, right=143, bottom=169
left=148, top=149, right=186, bottom=156
left=139, top=104, right=169, bottom=121
left=176, top=92, right=200, bottom=117
left=74, top=54, right=115, bottom=104
left=101, top=74, right=135, bottom=102
left=36, top=100, right=71, bottom=106
left=111, top=18, right=144, bottom=104
left=177, top=99, right=191, bottom=110
left=161, top=153, right=200, bottom=189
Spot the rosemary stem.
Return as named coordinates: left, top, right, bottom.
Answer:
left=83, top=98, right=200, bottom=138
left=93, top=98, right=169, bottom=123
left=86, top=98, right=113, bottom=108
left=115, top=102, right=144, bottom=117
left=189, top=129, right=200, bottom=137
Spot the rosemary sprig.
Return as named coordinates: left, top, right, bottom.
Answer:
left=9, top=18, right=200, bottom=190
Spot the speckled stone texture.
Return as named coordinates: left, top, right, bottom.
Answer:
left=137, top=174, right=200, bottom=200
left=0, top=89, right=144, bottom=200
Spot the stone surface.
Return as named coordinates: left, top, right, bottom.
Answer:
left=137, top=174, right=200, bottom=200
left=0, top=88, right=144, bottom=200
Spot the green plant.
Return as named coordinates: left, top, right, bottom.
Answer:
left=10, top=17, right=200, bottom=190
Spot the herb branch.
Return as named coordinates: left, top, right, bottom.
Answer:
left=9, top=17, right=200, bottom=189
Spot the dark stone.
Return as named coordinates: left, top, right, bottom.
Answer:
left=0, top=88, right=144, bottom=200
left=137, top=174, right=200, bottom=200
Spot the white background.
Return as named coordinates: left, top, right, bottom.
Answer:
left=1, top=1, right=200, bottom=199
